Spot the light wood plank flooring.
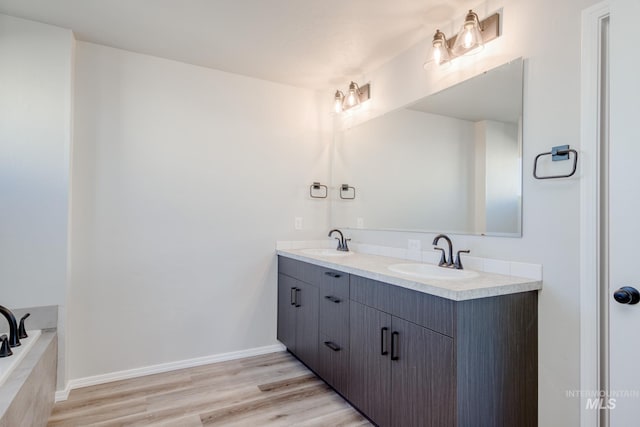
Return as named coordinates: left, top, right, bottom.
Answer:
left=48, top=351, right=371, bottom=426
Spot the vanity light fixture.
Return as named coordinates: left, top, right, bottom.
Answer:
left=333, top=81, right=370, bottom=113
left=426, top=9, right=500, bottom=68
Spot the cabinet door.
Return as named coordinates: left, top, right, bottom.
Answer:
left=391, top=317, right=455, bottom=427
left=348, top=301, right=392, bottom=427
left=294, top=280, right=319, bottom=371
left=277, top=273, right=297, bottom=352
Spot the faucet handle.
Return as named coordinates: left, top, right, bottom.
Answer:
left=434, top=247, right=447, bottom=266
left=343, top=238, right=351, bottom=252
left=454, top=250, right=471, bottom=270
left=0, top=335, right=12, bottom=358
left=18, top=313, right=30, bottom=339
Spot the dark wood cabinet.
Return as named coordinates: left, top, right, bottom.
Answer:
left=348, top=301, right=392, bottom=426
left=276, top=273, right=297, bottom=351
left=348, top=301, right=454, bottom=427
left=277, top=256, right=538, bottom=427
left=277, top=270, right=319, bottom=371
left=390, top=316, right=454, bottom=427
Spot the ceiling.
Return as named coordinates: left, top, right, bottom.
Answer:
left=0, top=0, right=478, bottom=90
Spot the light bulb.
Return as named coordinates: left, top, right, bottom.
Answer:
left=431, top=30, right=451, bottom=66
left=334, top=90, right=344, bottom=113
left=344, top=82, right=361, bottom=108
left=463, top=27, right=474, bottom=48
left=434, top=43, right=442, bottom=64
left=452, top=10, right=484, bottom=55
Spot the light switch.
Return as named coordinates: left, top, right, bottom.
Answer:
left=294, top=217, right=303, bottom=230
left=356, top=218, right=364, bottom=229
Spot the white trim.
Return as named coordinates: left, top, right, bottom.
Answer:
left=580, top=2, right=610, bottom=427
left=54, top=343, right=286, bottom=402
left=55, top=385, right=71, bottom=402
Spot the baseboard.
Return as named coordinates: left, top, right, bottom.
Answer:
left=55, top=385, right=71, bottom=402
left=54, top=343, right=286, bottom=402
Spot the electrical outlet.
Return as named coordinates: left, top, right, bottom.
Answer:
left=294, top=217, right=303, bottom=230
left=356, top=217, right=364, bottom=229
left=408, top=239, right=421, bottom=251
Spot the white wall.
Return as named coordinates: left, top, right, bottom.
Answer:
left=0, top=14, right=73, bottom=309
left=0, top=13, right=74, bottom=386
left=68, top=42, right=330, bottom=379
left=331, top=0, right=598, bottom=425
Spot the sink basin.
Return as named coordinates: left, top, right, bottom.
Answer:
left=388, top=263, right=479, bottom=280
left=301, top=248, right=354, bottom=257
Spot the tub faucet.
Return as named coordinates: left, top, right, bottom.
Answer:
left=328, top=229, right=350, bottom=252
left=0, top=305, right=20, bottom=347
left=18, top=313, right=30, bottom=339
left=0, top=335, right=12, bottom=357
left=432, top=234, right=454, bottom=267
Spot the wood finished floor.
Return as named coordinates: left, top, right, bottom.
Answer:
left=48, top=351, right=371, bottom=426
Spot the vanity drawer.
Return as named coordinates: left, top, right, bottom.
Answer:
left=350, top=275, right=454, bottom=337
left=319, top=268, right=349, bottom=299
left=278, top=256, right=323, bottom=285
left=278, top=256, right=348, bottom=297
left=319, top=286, right=349, bottom=338
left=317, top=332, right=349, bottom=394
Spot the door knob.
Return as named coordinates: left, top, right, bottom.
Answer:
left=613, top=287, right=640, bottom=305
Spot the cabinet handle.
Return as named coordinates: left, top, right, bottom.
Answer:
left=381, top=327, right=389, bottom=356
left=324, top=295, right=341, bottom=304
left=324, top=271, right=342, bottom=279
left=391, top=331, right=399, bottom=361
left=324, top=341, right=341, bottom=352
left=290, top=287, right=297, bottom=306
left=295, top=288, right=301, bottom=307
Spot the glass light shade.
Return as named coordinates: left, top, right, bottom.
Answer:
left=334, top=90, right=344, bottom=113
left=432, top=30, right=451, bottom=66
left=343, top=82, right=361, bottom=109
left=452, top=10, right=484, bottom=55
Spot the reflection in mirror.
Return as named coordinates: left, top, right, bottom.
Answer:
left=332, top=58, right=523, bottom=236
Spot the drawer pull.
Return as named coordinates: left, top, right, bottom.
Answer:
left=324, top=271, right=342, bottom=279
left=324, top=341, right=341, bottom=352
left=391, top=331, right=399, bottom=361
left=324, top=295, right=341, bottom=304
left=290, top=287, right=297, bottom=306
left=295, top=288, right=301, bottom=307
left=381, top=327, right=389, bottom=356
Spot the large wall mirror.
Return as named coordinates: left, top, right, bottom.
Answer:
left=332, top=58, right=523, bottom=236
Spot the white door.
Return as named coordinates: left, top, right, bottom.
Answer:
left=609, top=0, right=640, bottom=425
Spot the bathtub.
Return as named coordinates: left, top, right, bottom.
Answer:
left=0, top=330, right=42, bottom=387
left=0, top=329, right=56, bottom=427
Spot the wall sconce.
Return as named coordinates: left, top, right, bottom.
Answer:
left=334, top=81, right=370, bottom=113
left=426, top=9, right=500, bottom=68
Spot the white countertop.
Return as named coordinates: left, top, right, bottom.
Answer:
left=277, top=249, right=542, bottom=301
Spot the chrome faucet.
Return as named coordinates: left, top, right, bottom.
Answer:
left=0, top=305, right=20, bottom=348
left=328, top=229, right=350, bottom=252
left=432, top=234, right=470, bottom=270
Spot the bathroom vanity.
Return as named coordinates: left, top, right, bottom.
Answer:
left=277, top=249, right=540, bottom=427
